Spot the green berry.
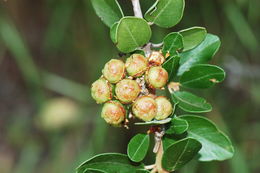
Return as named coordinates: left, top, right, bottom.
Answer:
left=145, top=66, right=168, bottom=89
left=103, top=59, right=125, bottom=83
left=125, top=54, right=148, bottom=77
left=101, top=101, right=126, bottom=126
left=115, top=79, right=141, bottom=104
left=148, top=51, right=165, bottom=66
left=155, top=96, right=173, bottom=120
left=91, top=78, right=113, bottom=104
left=132, top=96, right=157, bottom=121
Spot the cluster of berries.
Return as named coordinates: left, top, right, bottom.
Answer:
left=91, top=52, right=173, bottom=126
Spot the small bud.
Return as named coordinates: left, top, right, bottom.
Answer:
left=101, top=101, right=126, bottom=126
left=155, top=96, right=173, bottom=120
left=132, top=96, right=157, bottom=121
left=145, top=66, right=168, bottom=89
left=103, top=59, right=125, bottom=83
left=91, top=78, right=113, bottom=104
left=125, top=54, right=148, bottom=77
left=148, top=51, right=165, bottom=66
left=115, top=79, right=141, bottom=104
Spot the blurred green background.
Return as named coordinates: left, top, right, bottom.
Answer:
left=0, top=0, right=259, bottom=173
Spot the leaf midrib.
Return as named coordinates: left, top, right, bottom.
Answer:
left=131, top=135, right=148, bottom=160
left=173, top=93, right=209, bottom=110
left=182, top=72, right=223, bottom=85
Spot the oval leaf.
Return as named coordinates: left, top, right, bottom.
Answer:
left=162, top=32, right=183, bottom=56
left=178, top=34, right=221, bottom=75
left=166, top=116, right=189, bottom=134
left=116, top=17, right=152, bottom=53
left=127, top=134, right=150, bottom=162
left=91, top=0, right=123, bottom=27
left=145, top=0, right=185, bottom=28
left=179, top=27, right=207, bottom=51
left=171, top=91, right=212, bottom=113
left=162, top=138, right=202, bottom=171
left=180, top=64, right=226, bottom=89
left=77, top=153, right=144, bottom=173
left=162, top=56, right=180, bottom=81
left=180, top=115, right=235, bottom=161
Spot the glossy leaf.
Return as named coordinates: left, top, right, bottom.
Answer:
left=77, top=153, right=144, bottom=173
left=110, top=22, right=119, bottom=43
left=127, top=134, right=150, bottom=162
left=162, top=32, right=183, bottom=56
left=171, top=91, right=212, bottom=113
left=180, top=27, right=207, bottom=51
left=84, top=169, right=107, bottom=173
left=91, top=0, right=123, bottom=27
left=162, top=138, right=202, bottom=171
left=135, top=118, right=172, bottom=125
left=180, top=115, right=235, bottom=161
left=144, top=0, right=185, bottom=28
left=178, top=34, right=221, bottom=75
left=162, top=56, right=180, bottom=81
left=116, top=17, right=152, bottom=53
left=180, top=64, right=226, bottom=89
left=166, top=116, right=189, bottom=134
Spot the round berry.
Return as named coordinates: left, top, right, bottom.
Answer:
left=145, top=66, right=168, bottom=89
left=125, top=54, right=148, bottom=77
left=115, top=79, right=141, bottom=104
left=103, top=59, right=125, bottom=83
left=155, top=96, right=173, bottom=120
left=91, top=78, right=113, bottom=104
left=148, top=51, right=165, bottom=66
left=132, top=96, right=157, bottom=121
left=101, top=101, right=126, bottom=126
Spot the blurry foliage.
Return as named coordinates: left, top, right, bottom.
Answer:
left=0, top=0, right=259, bottom=173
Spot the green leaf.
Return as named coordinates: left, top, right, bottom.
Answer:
left=171, top=91, right=212, bottom=113
left=77, top=153, right=144, bottom=173
left=135, top=118, right=172, bottom=126
left=110, top=22, right=119, bottom=43
left=178, top=34, right=221, bottom=75
left=162, top=56, right=180, bottom=81
left=166, top=116, right=189, bottom=134
left=127, top=134, right=150, bottom=162
left=91, top=0, right=123, bottom=27
left=180, top=64, right=226, bottom=89
left=84, top=169, right=107, bottom=173
left=162, top=138, right=202, bottom=171
left=180, top=115, right=235, bottom=161
left=116, top=17, right=152, bottom=53
left=145, top=0, right=185, bottom=28
left=179, top=27, right=207, bottom=51
left=162, top=32, right=183, bottom=56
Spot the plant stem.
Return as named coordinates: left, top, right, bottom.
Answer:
left=131, top=0, right=143, bottom=18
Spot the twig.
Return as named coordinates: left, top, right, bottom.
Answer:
left=131, top=0, right=143, bottom=18
left=151, top=42, right=163, bottom=48
left=144, top=164, right=155, bottom=170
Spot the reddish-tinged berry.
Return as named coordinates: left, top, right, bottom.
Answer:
left=145, top=66, right=168, bottom=89
left=91, top=78, right=113, bottom=104
left=148, top=51, right=165, bottom=66
left=103, top=59, right=125, bottom=83
left=125, top=54, right=148, bottom=77
left=155, top=96, right=173, bottom=120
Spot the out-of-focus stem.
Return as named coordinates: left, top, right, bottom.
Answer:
left=131, top=0, right=143, bottom=18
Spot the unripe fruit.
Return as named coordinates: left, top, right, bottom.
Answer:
left=155, top=96, right=173, bottom=120
left=125, top=54, right=148, bottom=77
left=101, top=101, right=126, bottom=126
left=132, top=96, right=157, bottom=121
left=145, top=66, right=168, bottom=89
left=115, top=79, right=141, bottom=103
left=103, top=59, right=125, bottom=83
left=91, top=78, right=113, bottom=104
left=148, top=51, right=165, bottom=66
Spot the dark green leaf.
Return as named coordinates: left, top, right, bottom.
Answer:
left=127, top=134, right=150, bottom=162
left=144, top=0, right=185, bottom=28
left=180, top=64, right=226, bottom=89
left=135, top=118, right=172, bottom=125
left=166, top=116, right=189, bottom=134
left=162, top=32, right=183, bottom=56
left=162, top=56, right=180, bottom=81
left=91, top=0, right=123, bottom=27
left=179, top=27, right=207, bottom=51
left=178, top=34, right=221, bottom=75
left=84, top=169, right=107, bottom=173
left=162, top=138, right=202, bottom=171
left=77, top=153, right=144, bottom=173
left=116, top=17, right=152, bottom=53
left=171, top=91, right=212, bottom=113
left=110, top=22, right=119, bottom=43
left=181, top=115, right=235, bottom=161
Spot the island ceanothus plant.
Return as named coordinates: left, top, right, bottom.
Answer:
left=77, top=0, right=234, bottom=173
